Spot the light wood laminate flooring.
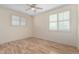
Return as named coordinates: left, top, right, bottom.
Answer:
left=0, top=37, right=78, bottom=54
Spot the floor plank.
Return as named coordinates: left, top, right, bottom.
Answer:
left=0, top=37, right=78, bottom=54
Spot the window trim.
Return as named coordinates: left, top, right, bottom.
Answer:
left=11, top=15, right=26, bottom=27
left=20, top=17, right=26, bottom=26
left=48, top=10, right=71, bottom=32
left=11, top=15, right=21, bottom=27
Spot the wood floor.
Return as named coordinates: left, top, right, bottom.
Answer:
left=0, top=37, right=79, bottom=54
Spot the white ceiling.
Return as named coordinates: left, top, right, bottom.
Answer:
left=0, top=4, right=63, bottom=16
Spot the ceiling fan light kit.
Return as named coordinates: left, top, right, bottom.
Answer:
left=31, top=8, right=36, bottom=11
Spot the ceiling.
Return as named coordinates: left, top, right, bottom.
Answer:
left=0, top=4, right=63, bottom=16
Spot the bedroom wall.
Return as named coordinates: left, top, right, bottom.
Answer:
left=0, top=6, right=33, bottom=44
left=77, top=5, right=79, bottom=49
left=33, top=5, right=78, bottom=47
left=0, top=4, right=78, bottom=47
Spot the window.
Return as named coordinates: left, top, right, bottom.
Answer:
left=58, top=11, right=70, bottom=31
left=11, top=15, right=26, bottom=26
left=12, top=15, right=20, bottom=26
left=20, top=17, right=26, bottom=26
left=49, top=14, right=57, bottom=30
left=49, top=11, right=70, bottom=31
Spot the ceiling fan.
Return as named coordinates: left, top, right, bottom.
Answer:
left=26, top=4, right=43, bottom=12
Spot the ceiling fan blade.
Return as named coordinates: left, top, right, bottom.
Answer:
left=32, top=4, right=37, bottom=6
left=26, top=4, right=37, bottom=7
left=26, top=4, right=31, bottom=6
left=25, top=8, right=31, bottom=11
left=35, top=7, right=43, bottom=9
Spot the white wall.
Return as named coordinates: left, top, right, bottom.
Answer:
left=33, top=5, right=78, bottom=47
left=77, top=5, right=79, bottom=48
left=0, top=6, right=33, bottom=44
left=0, top=5, right=78, bottom=47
